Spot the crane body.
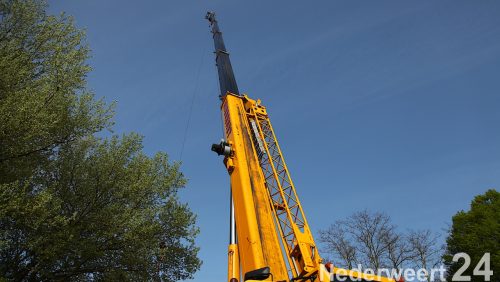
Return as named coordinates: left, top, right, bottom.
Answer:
left=206, top=12, right=397, bottom=282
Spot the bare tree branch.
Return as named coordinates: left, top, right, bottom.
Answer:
left=319, top=224, right=357, bottom=269
left=408, top=229, right=443, bottom=282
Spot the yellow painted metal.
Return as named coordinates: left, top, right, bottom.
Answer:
left=242, top=95, right=321, bottom=278
left=221, top=93, right=288, bottom=281
left=227, top=243, right=239, bottom=282
left=220, top=93, right=395, bottom=282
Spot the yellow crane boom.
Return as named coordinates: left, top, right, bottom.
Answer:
left=206, top=12, right=397, bottom=282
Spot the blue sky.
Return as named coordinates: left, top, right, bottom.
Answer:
left=49, top=1, right=500, bottom=281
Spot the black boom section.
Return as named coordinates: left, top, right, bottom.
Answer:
left=206, top=12, right=240, bottom=98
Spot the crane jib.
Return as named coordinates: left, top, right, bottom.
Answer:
left=206, top=12, right=239, bottom=98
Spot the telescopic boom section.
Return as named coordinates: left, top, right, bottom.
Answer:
left=206, top=11, right=397, bottom=282
left=207, top=11, right=289, bottom=282
left=206, top=12, right=239, bottom=98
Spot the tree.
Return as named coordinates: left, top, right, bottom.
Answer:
left=408, top=229, right=442, bottom=282
left=443, top=189, right=499, bottom=282
left=345, top=210, right=393, bottom=270
left=319, top=224, right=358, bottom=269
left=0, top=1, right=201, bottom=280
left=319, top=210, right=442, bottom=281
left=1, top=134, right=201, bottom=280
left=319, top=210, right=394, bottom=270
left=384, top=231, right=413, bottom=271
left=0, top=0, right=113, bottom=184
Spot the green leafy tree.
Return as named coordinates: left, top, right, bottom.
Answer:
left=0, top=0, right=113, bottom=183
left=0, top=0, right=201, bottom=280
left=444, top=189, right=499, bottom=281
left=1, top=134, right=201, bottom=280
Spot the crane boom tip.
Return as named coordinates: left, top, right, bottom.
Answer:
left=205, top=11, right=216, bottom=23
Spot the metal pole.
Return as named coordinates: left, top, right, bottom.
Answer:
left=229, top=189, right=236, bottom=244
left=227, top=188, right=239, bottom=282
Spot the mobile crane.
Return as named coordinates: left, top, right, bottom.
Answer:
left=206, top=12, right=397, bottom=282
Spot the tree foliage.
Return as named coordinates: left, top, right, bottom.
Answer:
left=0, top=0, right=201, bottom=280
left=0, top=0, right=113, bottom=183
left=443, top=189, right=499, bottom=281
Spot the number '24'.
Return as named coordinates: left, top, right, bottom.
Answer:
left=452, top=253, right=493, bottom=281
